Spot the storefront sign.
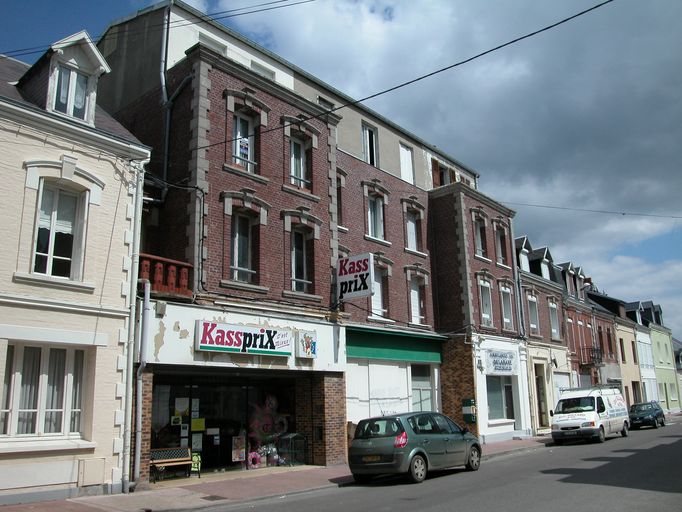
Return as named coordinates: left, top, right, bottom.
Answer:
left=336, top=253, right=374, bottom=302
left=195, top=320, right=292, bottom=356
left=486, top=350, right=517, bottom=375
left=296, top=330, right=318, bottom=359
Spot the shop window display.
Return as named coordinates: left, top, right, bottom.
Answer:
left=151, top=374, right=298, bottom=471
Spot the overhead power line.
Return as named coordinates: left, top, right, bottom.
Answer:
left=194, top=0, right=617, bottom=152
left=1, top=0, right=317, bottom=59
left=501, top=202, right=682, bottom=220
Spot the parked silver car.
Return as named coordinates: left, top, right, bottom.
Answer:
left=348, top=412, right=482, bottom=483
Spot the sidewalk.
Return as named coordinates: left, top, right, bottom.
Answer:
left=0, top=436, right=551, bottom=512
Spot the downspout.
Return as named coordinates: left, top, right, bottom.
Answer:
left=122, top=160, right=146, bottom=493
left=134, top=280, right=151, bottom=483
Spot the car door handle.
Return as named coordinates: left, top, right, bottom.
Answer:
left=422, top=439, right=430, bottom=444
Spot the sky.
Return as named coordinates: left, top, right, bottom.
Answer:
left=2, top=0, right=681, bottom=336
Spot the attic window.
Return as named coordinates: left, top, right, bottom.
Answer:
left=54, top=65, right=88, bottom=120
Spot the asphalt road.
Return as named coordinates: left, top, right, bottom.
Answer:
left=206, top=419, right=682, bottom=512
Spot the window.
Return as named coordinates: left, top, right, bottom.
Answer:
left=399, top=144, right=414, bottom=184
left=495, top=225, right=508, bottom=265
left=54, top=65, right=89, bottom=120
left=290, top=138, right=311, bottom=189
left=619, top=338, right=626, bottom=363
left=230, top=213, right=256, bottom=283
left=411, top=365, right=432, bottom=412
left=33, top=183, right=85, bottom=280
left=479, top=280, right=493, bottom=327
left=631, top=340, right=638, bottom=364
left=487, top=375, right=515, bottom=420
left=474, top=216, right=488, bottom=258
left=336, top=177, right=344, bottom=227
left=409, top=277, right=426, bottom=325
left=528, top=295, right=539, bottom=335
left=291, top=229, right=313, bottom=293
left=500, top=286, right=514, bottom=330
left=362, top=123, right=378, bottom=166
left=405, top=210, right=422, bottom=252
left=1, top=344, right=84, bottom=437
left=233, top=113, right=256, bottom=172
left=567, top=318, right=575, bottom=352
left=367, top=194, right=385, bottom=240
left=371, top=266, right=388, bottom=318
left=549, top=302, right=560, bottom=339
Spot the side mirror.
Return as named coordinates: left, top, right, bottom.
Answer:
left=462, top=426, right=469, bottom=434
left=549, top=410, right=554, bottom=417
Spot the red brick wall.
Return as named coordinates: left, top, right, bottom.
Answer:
left=134, top=369, right=154, bottom=483
left=520, top=277, right=566, bottom=346
left=440, top=338, right=478, bottom=435
left=337, top=151, right=434, bottom=327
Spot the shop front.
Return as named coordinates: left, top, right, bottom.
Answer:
left=345, top=325, right=445, bottom=425
left=473, top=335, right=532, bottom=443
left=136, top=301, right=346, bottom=480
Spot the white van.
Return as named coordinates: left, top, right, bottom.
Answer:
left=550, top=387, right=629, bottom=444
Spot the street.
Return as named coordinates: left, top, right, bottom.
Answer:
left=208, top=420, right=682, bottom=512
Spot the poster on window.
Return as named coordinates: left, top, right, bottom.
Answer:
left=296, top=330, right=318, bottom=359
left=486, top=350, right=517, bottom=375
left=232, top=435, right=246, bottom=462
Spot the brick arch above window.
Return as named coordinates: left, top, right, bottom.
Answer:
left=497, top=277, right=515, bottom=289
left=474, top=268, right=495, bottom=282
left=221, top=188, right=271, bottom=225
left=404, top=264, right=429, bottom=285
left=281, top=207, right=323, bottom=239
left=373, top=251, right=394, bottom=276
left=223, top=88, right=271, bottom=125
left=470, top=206, right=489, bottom=222
left=281, top=116, right=320, bottom=149
left=491, top=216, right=509, bottom=229
left=362, top=179, right=390, bottom=204
left=401, top=196, right=425, bottom=218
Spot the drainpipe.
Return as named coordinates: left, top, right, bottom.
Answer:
left=122, top=160, right=146, bottom=493
left=134, top=280, right=151, bottom=483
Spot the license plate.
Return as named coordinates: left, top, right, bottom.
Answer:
left=362, top=455, right=381, bottom=462
left=563, top=431, right=577, bottom=436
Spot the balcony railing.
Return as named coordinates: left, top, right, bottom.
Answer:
left=579, top=347, right=604, bottom=367
left=139, top=253, right=193, bottom=297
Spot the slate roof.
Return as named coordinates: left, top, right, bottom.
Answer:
left=0, top=55, right=144, bottom=146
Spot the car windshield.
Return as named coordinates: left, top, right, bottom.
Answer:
left=630, top=403, right=653, bottom=413
left=555, top=397, right=595, bottom=413
left=354, top=418, right=403, bottom=439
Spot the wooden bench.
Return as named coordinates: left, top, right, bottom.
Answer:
left=149, top=447, right=194, bottom=483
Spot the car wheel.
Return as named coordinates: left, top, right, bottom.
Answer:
left=352, top=473, right=373, bottom=484
left=653, top=418, right=659, bottom=429
left=407, top=454, right=427, bottom=483
left=660, top=416, right=666, bottom=427
left=621, top=423, right=629, bottom=437
left=465, top=445, right=481, bottom=471
left=596, top=426, right=606, bottom=443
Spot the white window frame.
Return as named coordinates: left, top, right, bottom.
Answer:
left=32, top=181, right=87, bottom=281
left=528, top=295, right=539, bottom=335
left=405, top=210, right=420, bottom=251
left=291, top=229, right=312, bottom=293
left=494, top=225, right=508, bottom=266
left=362, top=123, right=378, bottom=166
left=1, top=344, right=85, bottom=438
left=367, top=194, right=385, bottom=240
left=371, top=266, right=387, bottom=318
left=549, top=301, right=560, bottom=339
left=290, top=137, right=310, bottom=189
left=399, top=143, right=414, bottom=184
left=53, top=64, right=90, bottom=121
left=233, top=113, right=256, bottom=172
left=479, top=279, right=493, bottom=327
left=230, top=213, right=255, bottom=283
left=409, top=276, right=425, bottom=325
left=500, top=285, right=514, bottom=330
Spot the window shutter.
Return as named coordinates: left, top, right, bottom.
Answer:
left=305, top=233, right=315, bottom=293
left=305, top=146, right=313, bottom=190
left=431, top=158, right=441, bottom=187
left=250, top=222, right=260, bottom=285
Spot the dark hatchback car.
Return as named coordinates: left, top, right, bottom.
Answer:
left=629, top=401, right=666, bottom=429
left=348, top=412, right=481, bottom=484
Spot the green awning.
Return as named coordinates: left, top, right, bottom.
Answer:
left=346, top=325, right=445, bottom=363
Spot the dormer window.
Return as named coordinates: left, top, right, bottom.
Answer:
left=54, top=65, right=89, bottom=120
